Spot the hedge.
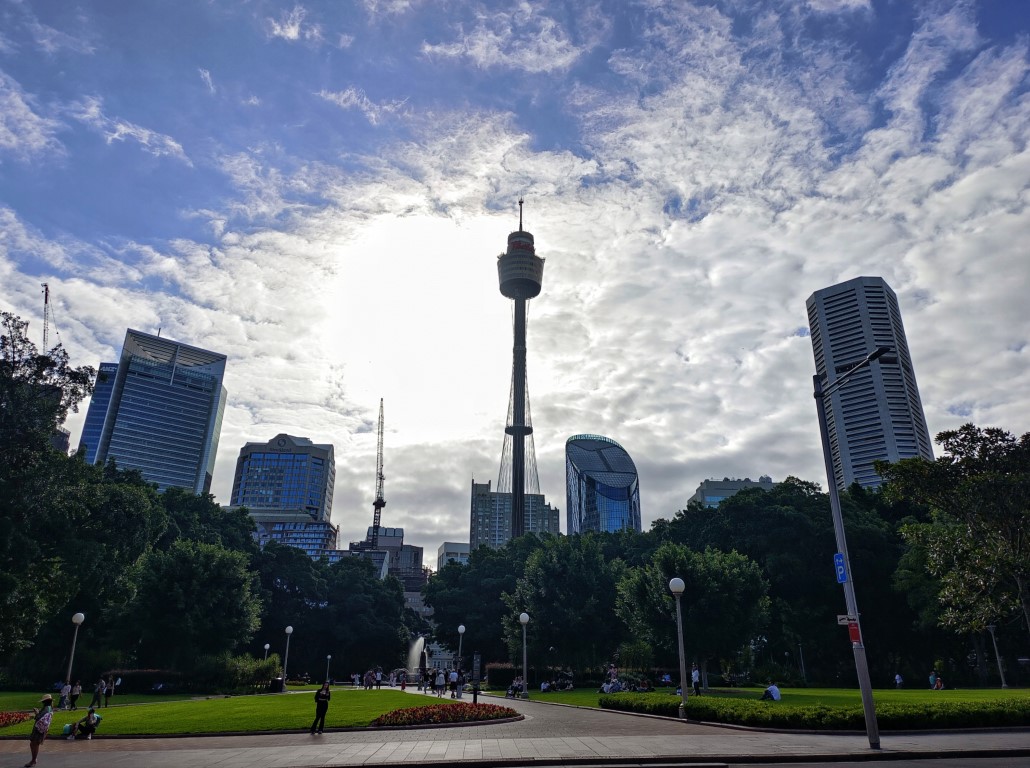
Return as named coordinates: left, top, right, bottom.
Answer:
left=599, top=692, right=1030, bottom=730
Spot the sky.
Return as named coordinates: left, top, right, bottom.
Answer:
left=2, top=0, right=1029, bottom=562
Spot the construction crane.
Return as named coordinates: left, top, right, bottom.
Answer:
left=41, top=283, right=50, bottom=349
left=369, top=398, right=386, bottom=549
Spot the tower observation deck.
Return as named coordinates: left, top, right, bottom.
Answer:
left=497, top=198, right=545, bottom=539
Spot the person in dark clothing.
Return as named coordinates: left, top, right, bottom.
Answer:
left=88, top=678, right=105, bottom=709
left=103, top=677, right=114, bottom=707
left=310, top=682, right=331, bottom=734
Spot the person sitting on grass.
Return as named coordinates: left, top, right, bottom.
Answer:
left=759, top=682, right=781, bottom=701
left=69, top=708, right=100, bottom=740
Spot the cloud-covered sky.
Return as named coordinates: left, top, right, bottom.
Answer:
left=2, top=0, right=1028, bottom=561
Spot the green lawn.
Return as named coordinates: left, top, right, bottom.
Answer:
left=0, top=688, right=442, bottom=736
left=0, top=691, right=194, bottom=711
left=538, top=686, right=1028, bottom=709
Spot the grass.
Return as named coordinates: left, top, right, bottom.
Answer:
left=0, top=688, right=447, bottom=736
left=0, top=691, right=194, bottom=711
left=536, top=686, right=1029, bottom=709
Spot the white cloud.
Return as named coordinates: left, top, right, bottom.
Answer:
left=67, top=96, right=192, bottom=165
left=27, top=18, right=95, bottom=55
left=199, top=68, right=216, bottom=94
left=318, top=87, right=409, bottom=125
left=0, top=72, right=64, bottom=161
left=266, top=5, right=323, bottom=44
left=421, top=2, right=585, bottom=73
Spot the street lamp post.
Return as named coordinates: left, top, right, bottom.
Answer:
left=264, top=643, right=270, bottom=661
left=668, top=578, right=688, bottom=719
left=519, top=612, right=530, bottom=699
left=813, top=345, right=891, bottom=749
left=65, top=613, right=85, bottom=685
left=282, top=626, right=294, bottom=692
left=986, top=625, right=1008, bottom=688
left=325, top=654, right=332, bottom=682
left=457, top=624, right=465, bottom=671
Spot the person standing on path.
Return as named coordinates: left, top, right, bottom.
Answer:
left=88, top=678, right=105, bottom=709
left=26, top=693, right=54, bottom=767
left=309, top=682, right=331, bottom=734
left=691, top=665, right=701, bottom=696
left=69, top=681, right=82, bottom=710
left=103, top=678, right=113, bottom=707
left=435, top=669, right=445, bottom=697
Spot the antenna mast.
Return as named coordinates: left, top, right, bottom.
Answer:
left=370, top=398, right=386, bottom=549
left=41, top=283, right=50, bottom=349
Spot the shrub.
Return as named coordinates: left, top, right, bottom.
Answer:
left=370, top=703, right=519, bottom=727
left=485, top=663, right=516, bottom=689
left=600, top=692, right=1030, bottom=730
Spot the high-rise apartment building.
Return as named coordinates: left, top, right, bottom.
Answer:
left=565, top=434, right=641, bottom=534
left=85, top=330, right=227, bottom=494
left=806, top=276, right=934, bottom=489
left=469, top=480, right=559, bottom=549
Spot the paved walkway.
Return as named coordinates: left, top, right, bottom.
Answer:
left=2, top=690, right=1028, bottom=768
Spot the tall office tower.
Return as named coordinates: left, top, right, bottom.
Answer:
left=77, top=362, right=119, bottom=463
left=496, top=199, right=545, bottom=539
left=230, top=434, right=337, bottom=560
left=230, top=434, right=335, bottom=519
left=565, top=435, right=642, bottom=534
left=469, top=480, right=559, bottom=550
left=806, top=276, right=934, bottom=489
left=91, top=330, right=227, bottom=494
left=688, top=476, right=776, bottom=508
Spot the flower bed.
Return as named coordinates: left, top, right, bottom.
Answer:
left=0, top=712, right=32, bottom=729
left=370, top=702, right=519, bottom=727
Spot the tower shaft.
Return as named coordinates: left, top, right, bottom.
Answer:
left=507, top=298, right=529, bottom=537
left=496, top=199, right=544, bottom=541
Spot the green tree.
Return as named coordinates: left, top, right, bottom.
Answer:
left=423, top=535, right=544, bottom=665
left=880, top=424, right=1030, bottom=639
left=126, top=540, right=261, bottom=670
left=503, top=534, right=627, bottom=674
left=0, top=312, right=96, bottom=658
left=158, top=488, right=258, bottom=556
left=617, top=542, right=769, bottom=683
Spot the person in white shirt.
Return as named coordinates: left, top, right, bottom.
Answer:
left=760, top=682, right=781, bottom=701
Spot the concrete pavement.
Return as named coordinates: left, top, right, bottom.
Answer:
left=2, top=689, right=1028, bottom=767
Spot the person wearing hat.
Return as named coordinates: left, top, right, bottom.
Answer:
left=26, top=693, right=53, bottom=767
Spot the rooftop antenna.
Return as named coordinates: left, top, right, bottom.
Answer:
left=518, top=196, right=524, bottom=231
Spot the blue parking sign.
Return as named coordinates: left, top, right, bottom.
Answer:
left=833, top=553, right=847, bottom=583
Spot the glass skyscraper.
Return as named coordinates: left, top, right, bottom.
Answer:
left=806, top=276, right=934, bottom=489
left=230, top=433, right=338, bottom=559
left=77, top=362, right=118, bottom=464
left=565, top=434, right=641, bottom=534
left=87, top=330, right=227, bottom=494
left=230, top=434, right=335, bottom=519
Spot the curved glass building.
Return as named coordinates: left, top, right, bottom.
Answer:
left=565, top=435, right=641, bottom=534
